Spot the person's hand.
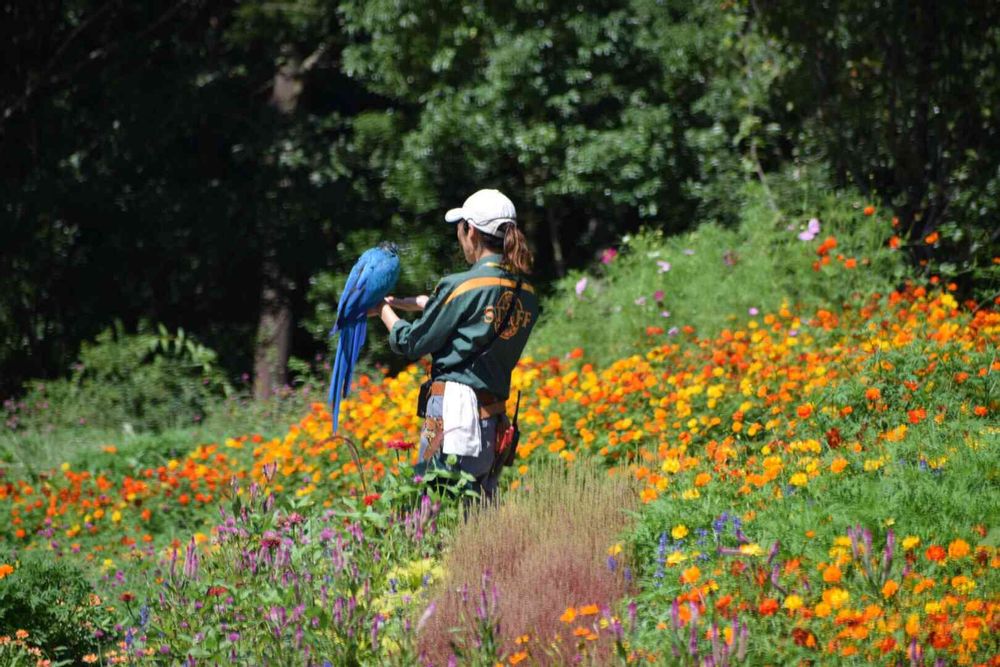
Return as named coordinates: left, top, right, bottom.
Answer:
left=384, top=295, right=429, bottom=312
left=366, top=299, right=389, bottom=318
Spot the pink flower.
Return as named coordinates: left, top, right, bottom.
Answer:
left=748, top=307, right=759, bottom=316
left=634, top=296, right=647, bottom=306
left=798, top=218, right=821, bottom=241
left=657, top=260, right=671, bottom=273
left=601, top=248, right=618, bottom=264
left=575, top=277, right=588, bottom=298
left=653, top=290, right=665, bottom=302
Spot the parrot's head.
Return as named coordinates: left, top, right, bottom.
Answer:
left=377, top=241, right=399, bottom=256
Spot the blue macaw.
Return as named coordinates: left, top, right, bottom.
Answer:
left=328, top=241, right=401, bottom=432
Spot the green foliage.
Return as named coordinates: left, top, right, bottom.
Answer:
left=529, top=171, right=906, bottom=364
left=6, top=323, right=231, bottom=435
left=0, top=552, right=107, bottom=662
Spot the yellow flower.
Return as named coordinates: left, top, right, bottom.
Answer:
left=789, top=472, right=808, bottom=487
left=661, top=458, right=681, bottom=473
left=739, top=543, right=764, bottom=557
left=607, top=543, right=623, bottom=556
left=902, top=536, right=920, bottom=550
left=667, top=551, right=687, bottom=566
left=783, top=595, right=804, bottom=611
left=672, top=525, right=689, bottom=540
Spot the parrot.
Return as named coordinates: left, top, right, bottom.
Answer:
left=328, top=241, right=401, bottom=432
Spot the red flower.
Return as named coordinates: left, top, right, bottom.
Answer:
left=207, top=586, right=228, bottom=597
left=386, top=440, right=415, bottom=451
left=758, top=598, right=779, bottom=616
left=119, top=592, right=135, bottom=603
left=363, top=493, right=381, bottom=506
left=925, top=545, right=946, bottom=562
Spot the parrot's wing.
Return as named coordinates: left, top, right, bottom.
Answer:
left=332, top=249, right=379, bottom=334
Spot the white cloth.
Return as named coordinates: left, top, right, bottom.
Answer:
left=441, top=381, right=482, bottom=457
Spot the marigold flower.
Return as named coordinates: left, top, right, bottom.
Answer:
left=559, top=607, right=576, bottom=623
left=796, top=403, right=814, bottom=419
left=863, top=205, right=875, bottom=216
left=758, top=598, right=779, bottom=616
left=680, top=566, right=701, bottom=584
left=0, top=564, right=14, bottom=580
left=925, top=545, right=946, bottom=562
left=924, top=231, right=939, bottom=244
left=947, top=539, right=970, bottom=559
left=789, top=472, right=808, bottom=487
left=578, top=604, right=599, bottom=616
left=671, top=525, right=689, bottom=540
left=882, top=580, right=899, bottom=598
left=509, top=651, right=528, bottom=665
left=822, top=565, right=842, bottom=583
left=783, top=594, right=803, bottom=611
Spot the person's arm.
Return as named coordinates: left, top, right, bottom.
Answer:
left=384, top=280, right=469, bottom=360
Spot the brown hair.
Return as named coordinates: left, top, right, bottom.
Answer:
left=479, top=222, right=534, bottom=276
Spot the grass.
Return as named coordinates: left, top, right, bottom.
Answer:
left=419, top=462, right=639, bottom=664
left=528, top=178, right=905, bottom=365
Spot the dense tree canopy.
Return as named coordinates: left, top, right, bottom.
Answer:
left=1, top=0, right=996, bottom=396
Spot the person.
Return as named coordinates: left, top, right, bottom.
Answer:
left=369, top=188, right=539, bottom=499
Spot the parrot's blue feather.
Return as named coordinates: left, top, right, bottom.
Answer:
left=328, top=243, right=400, bottom=431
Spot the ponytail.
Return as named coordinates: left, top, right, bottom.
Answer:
left=479, top=222, right=534, bottom=275
left=502, top=223, right=533, bottom=276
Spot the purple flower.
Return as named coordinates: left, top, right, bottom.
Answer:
left=668, top=327, right=679, bottom=336
left=575, top=277, right=588, bottom=298
left=798, top=218, right=821, bottom=241
left=657, top=260, right=671, bottom=273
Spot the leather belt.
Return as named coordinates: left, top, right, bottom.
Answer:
left=429, top=381, right=507, bottom=419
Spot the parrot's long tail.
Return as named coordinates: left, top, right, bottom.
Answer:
left=328, top=318, right=368, bottom=432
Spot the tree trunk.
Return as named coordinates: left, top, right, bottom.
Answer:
left=252, top=47, right=316, bottom=399
left=253, top=255, right=292, bottom=399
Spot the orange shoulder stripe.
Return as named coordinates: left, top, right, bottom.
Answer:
left=444, top=277, right=534, bottom=304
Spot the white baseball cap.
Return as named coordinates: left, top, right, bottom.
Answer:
left=444, top=188, right=517, bottom=237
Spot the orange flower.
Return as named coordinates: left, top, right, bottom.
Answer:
left=822, top=564, right=842, bottom=583
left=865, top=387, right=881, bottom=401
left=924, top=231, right=940, bottom=244
left=509, top=651, right=528, bottom=665
left=758, top=598, right=779, bottom=616
left=947, top=539, right=970, bottom=559
left=863, top=205, right=876, bottom=216
left=559, top=607, right=577, bottom=623
left=882, top=580, right=899, bottom=598
left=973, top=405, right=988, bottom=417
left=694, top=472, right=711, bottom=487
left=681, top=566, right=701, bottom=585
left=844, top=258, right=857, bottom=269
left=797, top=403, right=814, bottom=419
left=888, top=235, right=901, bottom=249
left=907, top=408, right=926, bottom=424
left=0, top=564, right=14, bottom=580
left=578, top=604, right=600, bottom=616
left=926, top=545, right=946, bottom=562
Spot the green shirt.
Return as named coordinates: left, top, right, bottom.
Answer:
left=388, top=254, right=539, bottom=399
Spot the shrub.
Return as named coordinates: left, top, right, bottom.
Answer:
left=418, top=461, right=639, bottom=665
left=529, top=170, right=906, bottom=364
left=0, top=551, right=108, bottom=662
left=5, top=321, right=231, bottom=434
